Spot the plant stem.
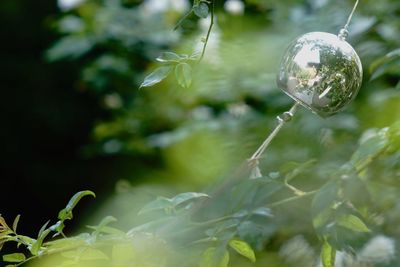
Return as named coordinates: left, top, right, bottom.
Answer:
left=198, top=0, right=214, bottom=62
left=268, top=190, right=317, bottom=208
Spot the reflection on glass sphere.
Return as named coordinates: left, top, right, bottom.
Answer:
left=277, top=32, right=362, bottom=117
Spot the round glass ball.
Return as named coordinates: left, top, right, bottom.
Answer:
left=276, top=32, right=362, bottom=117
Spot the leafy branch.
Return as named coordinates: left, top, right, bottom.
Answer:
left=2, top=122, right=398, bottom=267
left=140, top=0, right=215, bottom=89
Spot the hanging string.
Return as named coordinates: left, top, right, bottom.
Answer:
left=248, top=102, right=300, bottom=178
left=338, top=0, right=360, bottom=40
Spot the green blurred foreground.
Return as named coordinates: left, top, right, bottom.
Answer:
left=1, top=0, right=400, bottom=266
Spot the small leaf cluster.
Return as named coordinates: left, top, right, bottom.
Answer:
left=140, top=0, right=213, bottom=89
left=0, top=191, right=95, bottom=266
left=140, top=52, right=196, bottom=89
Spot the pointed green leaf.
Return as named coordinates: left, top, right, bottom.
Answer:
left=140, top=66, right=172, bottom=88
left=138, top=197, right=172, bottom=215
left=156, top=52, right=182, bottom=63
left=321, top=241, right=336, bottom=267
left=369, top=48, right=400, bottom=80
left=311, top=180, right=339, bottom=230
left=219, top=250, right=229, bottom=267
left=0, top=215, right=10, bottom=230
left=229, top=239, right=256, bottom=263
left=199, top=247, right=229, bottom=267
left=58, top=190, right=95, bottom=221
left=175, top=63, right=193, bottom=88
left=30, top=228, right=51, bottom=255
left=351, top=128, right=389, bottom=171
left=193, top=3, right=209, bottom=18
left=12, top=215, right=20, bottom=233
left=336, top=214, right=371, bottom=233
left=3, top=253, right=26, bottom=263
left=171, top=192, right=210, bottom=207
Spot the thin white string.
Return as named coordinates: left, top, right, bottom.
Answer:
left=343, top=0, right=360, bottom=30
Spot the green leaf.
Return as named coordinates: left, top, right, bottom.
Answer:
left=321, top=241, right=336, bottom=267
left=30, top=228, right=51, bottom=255
left=112, top=243, right=135, bottom=262
left=0, top=215, right=10, bottom=230
left=199, top=247, right=229, bottom=267
left=369, top=48, right=400, bottom=80
left=3, top=253, right=26, bottom=263
left=140, top=66, right=172, bottom=88
left=62, top=248, right=109, bottom=260
left=336, top=214, right=371, bottom=233
left=80, top=248, right=109, bottom=260
left=46, top=35, right=94, bottom=61
left=350, top=128, right=389, bottom=171
left=311, top=180, right=339, bottom=229
left=387, top=121, right=400, bottom=153
left=342, top=176, right=371, bottom=209
left=12, top=215, right=20, bottom=233
left=58, top=190, right=96, bottom=221
left=95, top=216, right=117, bottom=229
left=87, top=216, right=125, bottom=236
left=229, top=239, right=256, bottom=263
left=220, top=250, right=229, bottom=267
left=175, top=63, right=193, bottom=88
left=251, top=207, right=273, bottom=217
left=46, top=236, right=86, bottom=251
left=171, top=192, right=210, bottom=207
left=49, top=220, right=65, bottom=235
left=138, top=197, right=172, bottom=215
left=156, top=52, right=182, bottom=63
left=193, top=2, right=209, bottom=18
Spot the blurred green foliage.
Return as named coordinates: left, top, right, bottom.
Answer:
left=1, top=0, right=400, bottom=266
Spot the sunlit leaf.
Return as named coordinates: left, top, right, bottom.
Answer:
left=156, top=52, right=182, bottom=63
left=88, top=216, right=120, bottom=235
left=321, top=241, right=336, bottom=267
left=12, top=215, right=20, bottom=233
left=229, top=239, right=256, bottom=263
left=336, top=214, right=371, bottom=233
left=199, top=247, right=229, bottom=267
left=175, top=63, right=193, bottom=88
left=46, top=236, right=86, bottom=251
left=140, top=66, right=172, bottom=88
left=3, top=253, right=26, bottom=263
left=62, top=248, right=109, bottom=260
left=387, top=121, right=400, bottom=153
left=112, top=243, right=135, bottom=262
left=0, top=215, right=10, bottom=231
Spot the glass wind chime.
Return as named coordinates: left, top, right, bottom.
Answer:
left=249, top=0, right=362, bottom=177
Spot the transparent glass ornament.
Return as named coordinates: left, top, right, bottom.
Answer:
left=276, top=32, right=362, bottom=117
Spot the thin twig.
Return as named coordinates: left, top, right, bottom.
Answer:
left=173, top=10, right=194, bottom=31
left=268, top=190, right=318, bottom=208
left=198, top=0, right=215, bottom=62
